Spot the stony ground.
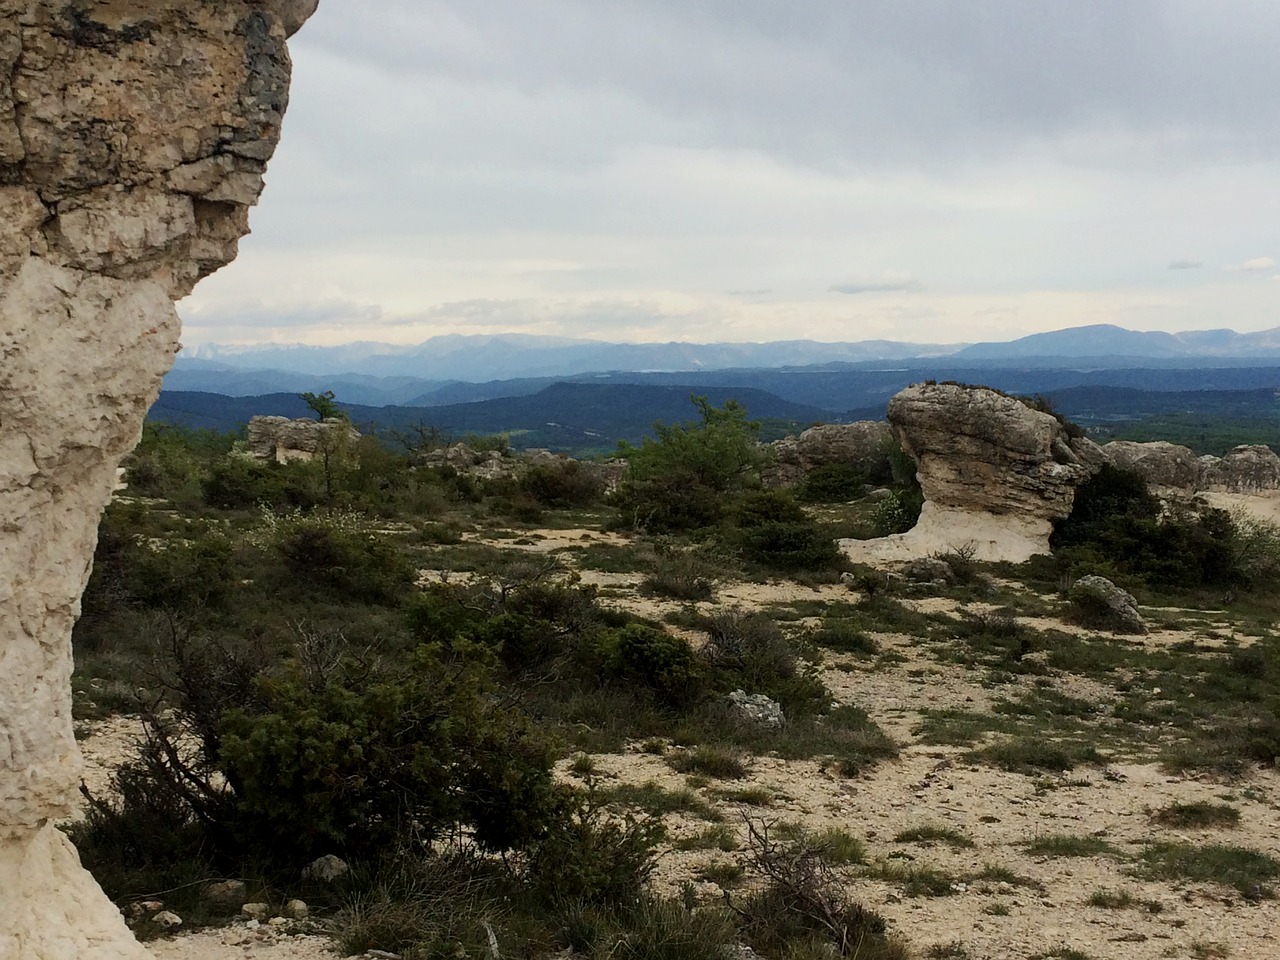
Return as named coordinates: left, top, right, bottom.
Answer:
left=76, top=496, right=1280, bottom=960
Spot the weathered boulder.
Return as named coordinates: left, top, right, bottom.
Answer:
left=764, top=421, right=893, bottom=488
left=0, top=2, right=315, bottom=957
left=248, top=415, right=361, bottom=464
left=841, top=383, right=1105, bottom=563
left=1102, top=440, right=1200, bottom=496
left=1067, top=575, right=1147, bottom=634
left=1198, top=445, right=1280, bottom=495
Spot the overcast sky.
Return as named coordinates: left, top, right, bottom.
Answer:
left=180, top=1, right=1280, bottom=347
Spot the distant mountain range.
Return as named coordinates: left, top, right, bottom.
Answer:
left=155, top=323, right=1280, bottom=454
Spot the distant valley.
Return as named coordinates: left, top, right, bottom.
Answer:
left=156, top=324, right=1280, bottom=455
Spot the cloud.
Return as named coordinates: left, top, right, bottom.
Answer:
left=829, top=273, right=921, bottom=295
left=1167, top=259, right=1202, bottom=270
left=1235, top=256, right=1277, bottom=272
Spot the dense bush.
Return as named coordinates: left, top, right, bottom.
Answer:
left=275, top=518, right=414, bottom=604
left=728, top=490, right=843, bottom=573
left=1052, top=465, right=1241, bottom=589
left=202, top=455, right=319, bottom=510
left=795, top=463, right=870, bottom=503
left=614, top=397, right=766, bottom=532
left=592, top=623, right=706, bottom=707
left=520, top=458, right=605, bottom=507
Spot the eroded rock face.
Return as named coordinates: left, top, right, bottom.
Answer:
left=0, top=2, right=315, bottom=956
left=1102, top=440, right=1201, bottom=496
left=763, top=421, right=893, bottom=489
left=1199, top=445, right=1280, bottom=495
left=248, top=415, right=361, bottom=464
left=841, top=383, right=1105, bottom=563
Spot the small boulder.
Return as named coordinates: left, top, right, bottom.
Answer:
left=1067, top=575, right=1147, bottom=634
left=152, top=911, right=183, bottom=929
left=204, top=879, right=248, bottom=906
left=900, top=557, right=954, bottom=584
left=284, top=899, right=310, bottom=920
left=303, top=854, right=350, bottom=882
left=728, top=690, right=785, bottom=727
left=240, top=902, right=271, bottom=921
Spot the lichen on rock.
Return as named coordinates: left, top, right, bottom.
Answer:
left=0, top=2, right=316, bottom=957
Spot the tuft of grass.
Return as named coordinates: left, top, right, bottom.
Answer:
left=1129, top=842, right=1280, bottom=898
left=569, top=753, right=597, bottom=776
left=694, top=861, right=746, bottom=887
left=869, top=862, right=961, bottom=898
left=665, top=746, right=748, bottom=780
left=1085, top=888, right=1163, bottom=912
left=809, top=619, right=879, bottom=656
left=810, top=827, right=866, bottom=865
left=604, top=781, right=723, bottom=822
left=674, top=824, right=739, bottom=853
left=969, top=738, right=1102, bottom=774
left=1150, top=801, right=1241, bottom=830
left=925, top=943, right=971, bottom=960
left=708, top=785, right=774, bottom=807
left=1030, top=949, right=1094, bottom=960
left=1023, top=834, right=1122, bottom=859
left=893, top=824, right=975, bottom=850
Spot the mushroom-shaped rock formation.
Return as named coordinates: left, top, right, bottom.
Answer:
left=841, top=383, right=1105, bottom=563
left=1, top=2, right=316, bottom=957
left=1102, top=440, right=1201, bottom=497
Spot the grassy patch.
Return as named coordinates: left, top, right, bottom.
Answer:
left=1150, top=801, right=1241, bottom=830
left=1085, top=888, right=1163, bottom=912
left=674, top=824, right=739, bottom=852
left=893, top=824, right=976, bottom=850
left=1129, top=842, right=1280, bottom=898
left=665, top=746, right=748, bottom=780
left=969, top=738, right=1103, bottom=774
left=603, top=781, right=723, bottom=822
left=1024, top=834, right=1122, bottom=859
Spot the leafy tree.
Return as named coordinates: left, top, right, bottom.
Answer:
left=613, top=396, right=767, bottom=532
left=299, top=389, right=344, bottom=421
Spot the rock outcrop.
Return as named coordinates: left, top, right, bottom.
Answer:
left=248, top=415, right=361, bottom=464
left=764, top=421, right=893, bottom=488
left=0, top=3, right=316, bottom=957
left=1199, top=445, right=1280, bottom=495
left=842, top=383, right=1105, bottom=563
left=1102, top=440, right=1201, bottom=496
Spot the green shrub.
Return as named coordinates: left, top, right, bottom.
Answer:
left=276, top=519, right=413, bottom=604
left=202, top=456, right=317, bottom=510
left=871, top=489, right=922, bottom=537
left=219, top=646, right=558, bottom=865
left=796, top=463, right=869, bottom=503
left=593, top=624, right=706, bottom=707
left=735, top=519, right=843, bottom=573
left=524, top=786, right=664, bottom=905
left=520, top=459, right=605, bottom=507
left=643, top=554, right=717, bottom=601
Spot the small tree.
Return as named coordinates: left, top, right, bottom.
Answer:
left=299, top=389, right=344, bottom=421
left=614, top=396, right=767, bottom=532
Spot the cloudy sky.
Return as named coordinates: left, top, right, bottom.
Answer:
left=180, top=1, right=1280, bottom=347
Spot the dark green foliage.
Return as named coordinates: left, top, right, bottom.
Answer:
left=808, top=619, right=879, bottom=656
left=202, top=456, right=319, bottom=510
left=1151, top=802, right=1241, bottom=830
left=219, top=645, right=557, bottom=864
left=730, top=490, right=843, bottom=573
left=614, top=397, right=766, bottom=532
left=520, top=458, right=605, bottom=507
left=593, top=623, right=706, bottom=707
left=795, top=463, right=871, bottom=503
left=525, top=786, right=664, bottom=905
left=277, top=521, right=413, bottom=604
left=703, top=609, right=829, bottom=717
left=1053, top=465, right=1242, bottom=589
left=300, top=389, right=343, bottom=420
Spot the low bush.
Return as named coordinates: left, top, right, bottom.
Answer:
left=520, top=459, right=606, bottom=507
left=795, top=463, right=870, bottom=503
left=592, top=623, right=706, bottom=708
left=871, top=489, right=922, bottom=537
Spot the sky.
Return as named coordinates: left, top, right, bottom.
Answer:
left=179, top=1, right=1280, bottom=348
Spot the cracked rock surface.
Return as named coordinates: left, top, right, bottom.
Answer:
left=0, top=2, right=315, bottom=957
